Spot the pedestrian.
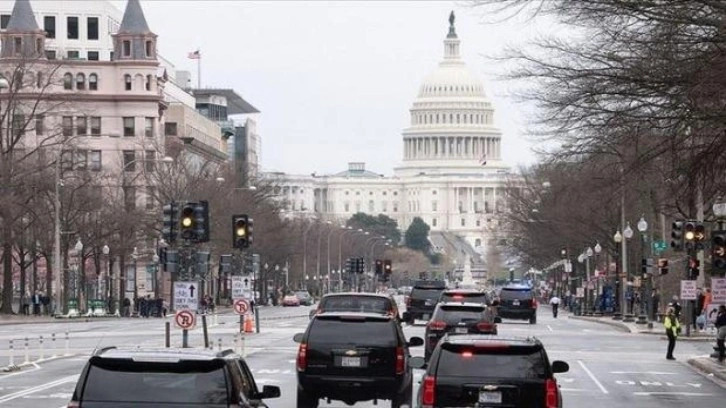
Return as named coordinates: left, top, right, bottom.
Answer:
left=715, top=305, right=726, bottom=363
left=549, top=295, right=561, bottom=318
left=694, top=288, right=704, bottom=330
left=122, top=297, right=131, bottom=317
left=702, top=288, right=712, bottom=314
left=651, top=289, right=660, bottom=321
left=669, top=296, right=682, bottom=320
left=664, top=307, right=680, bottom=360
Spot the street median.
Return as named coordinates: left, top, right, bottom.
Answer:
left=687, top=356, right=726, bottom=382
left=567, top=315, right=634, bottom=333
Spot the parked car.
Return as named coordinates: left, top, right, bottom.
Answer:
left=293, top=312, right=423, bottom=408
left=309, top=292, right=401, bottom=321
left=412, top=335, right=569, bottom=407
left=295, top=291, right=314, bottom=306
left=68, top=347, right=280, bottom=407
left=282, top=295, right=301, bottom=307
left=403, top=279, right=446, bottom=324
left=498, top=284, right=538, bottom=324
left=424, top=302, right=500, bottom=360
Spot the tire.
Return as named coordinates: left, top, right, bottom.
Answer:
left=297, top=389, right=318, bottom=408
left=391, top=382, right=413, bottom=408
left=529, top=315, right=537, bottom=325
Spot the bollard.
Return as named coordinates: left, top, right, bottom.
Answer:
left=39, top=335, right=44, bottom=360
left=9, top=339, right=14, bottom=367
left=51, top=333, right=57, bottom=358
left=24, top=337, right=29, bottom=364
left=213, top=312, right=218, bottom=326
left=165, top=322, right=170, bottom=348
left=241, top=333, right=246, bottom=358
left=64, top=331, right=69, bottom=356
left=202, top=315, right=209, bottom=349
left=217, top=338, right=222, bottom=351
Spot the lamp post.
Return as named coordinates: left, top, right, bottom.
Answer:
left=613, top=231, right=623, bottom=319
left=585, top=247, right=593, bottom=314
left=152, top=252, right=160, bottom=298
left=131, top=247, right=139, bottom=303
left=636, top=216, right=649, bottom=325
left=102, top=244, right=111, bottom=313
left=594, top=242, right=602, bottom=314
left=302, top=223, right=315, bottom=285
left=74, top=239, right=83, bottom=310
left=622, top=222, right=635, bottom=322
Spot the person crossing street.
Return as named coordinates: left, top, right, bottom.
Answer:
left=549, top=295, right=561, bottom=318
left=664, top=307, right=680, bottom=360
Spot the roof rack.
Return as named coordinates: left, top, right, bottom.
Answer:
left=93, top=346, right=117, bottom=356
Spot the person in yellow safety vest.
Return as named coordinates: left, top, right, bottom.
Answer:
left=664, top=307, right=680, bottom=360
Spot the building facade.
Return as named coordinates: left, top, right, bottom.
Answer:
left=268, top=15, right=514, bottom=276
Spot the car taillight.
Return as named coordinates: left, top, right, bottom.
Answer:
left=395, top=346, right=405, bottom=375
left=422, top=375, right=436, bottom=407
left=545, top=378, right=558, bottom=408
left=532, top=299, right=538, bottom=309
left=405, top=296, right=411, bottom=307
left=297, top=343, right=308, bottom=371
left=476, top=322, right=494, bottom=332
left=66, top=402, right=80, bottom=408
left=428, top=320, right=447, bottom=330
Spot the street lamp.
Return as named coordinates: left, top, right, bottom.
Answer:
left=613, top=231, right=623, bottom=319
left=622, top=222, right=635, bottom=322
left=152, top=252, right=160, bottom=299
left=74, top=239, right=83, bottom=307
left=102, top=244, right=112, bottom=314
left=594, top=242, right=602, bottom=314
left=636, top=216, right=649, bottom=324
left=131, top=247, right=139, bottom=303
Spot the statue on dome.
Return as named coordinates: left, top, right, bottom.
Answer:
left=447, top=11, right=457, bottom=38
left=449, top=11, right=455, bottom=27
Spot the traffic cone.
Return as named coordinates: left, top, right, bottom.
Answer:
left=244, top=315, right=254, bottom=333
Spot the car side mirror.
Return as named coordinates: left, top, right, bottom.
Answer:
left=552, top=360, right=569, bottom=374
left=494, top=316, right=502, bottom=324
left=409, top=356, right=426, bottom=369
left=408, top=336, right=424, bottom=347
left=258, top=385, right=281, bottom=399
left=292, top=333, right=304, bottom=343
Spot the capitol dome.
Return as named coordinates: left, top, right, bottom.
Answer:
left=396, top=12, right=504, bottom=177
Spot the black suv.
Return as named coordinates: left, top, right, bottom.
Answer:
left=438, top=288, right=490, bottom=305
left=404, top=279, right=446, bottom=324
left=413, top=335, right=569, bottom=408
left=309, top=292, right=401, bottom=321
left=293, top=312, right=423, bottom=408
left=68, top=347, right=280, bottom=407
left=424, top=302, right=501, bottom=360
left=498, top=284, right=538, bottom=324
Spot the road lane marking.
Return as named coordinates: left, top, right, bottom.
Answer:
left=633, top=392, right=714, bottom=396
left=577, top=360, right=608, bottom=394
left=0, top=364, right=41, bottom=381
left=547, top=325, right=553, bottom=332
left=0, top=374, right=78, bottom=403
left=610, top=371, right=676, bottom=375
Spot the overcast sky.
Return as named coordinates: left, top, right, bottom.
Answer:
left=127, top=0, right=555, bottom=175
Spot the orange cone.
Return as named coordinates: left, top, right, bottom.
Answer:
left=244, top=315, right=254, bottom=333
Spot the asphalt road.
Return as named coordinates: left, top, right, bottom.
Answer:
left=0, top=303, right=724, bottom=407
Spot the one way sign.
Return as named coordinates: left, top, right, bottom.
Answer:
left=174, top=281, right=199, bottom=312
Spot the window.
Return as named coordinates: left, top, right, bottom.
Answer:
left=146, top=187, right=155, bottom=210
left=13, top=37, right=22, bottom=55
left=393, top=202, right=398, bottom=212
left=432, top=218, right=437, bottom=227
left=35, top=115, right=44, bottom=136
left=76, top=73, right=85, bottom=90
left=45, top=50, right=56, bottom=60
left=344, top=203, right=350, bottom=212
left=76, top=116, right=87, bottom=135
left=67, top=17, right=78, bottom=39
left=63, top=73, right=72, bottom=90
left=41, top=15, right=56, bottom=37
left=123, top=186, right=136, bottom=210
left=74, top=150, right=87, bottom=170
left=88, top=73, right=97, bottom=90
left=164, top=122, right=178, bottom=136
left=122, top=40, right=131, bottom=57
left=36, top=38, right=42, bottom=53
left=87, top=51, right=99, bottom=61
left=475, top=239, right=482, bottom=247
left=476, top=219, right=481, bottom=227
left=144, top=117, right=154, bottom=137
left=62, top=116, right=73, bottom=136
left=60, top=150, right=73, bottom=171
left=145, top=40, right=153, bottom=57
left=145, top=75, right=152, bottom=91
left=87, top=17, right=99, bottom=40
left=67, top=50, right=79, bottom=59
left=11, top=114, right=25, bottom=137
left=382, top=201, right=387, bottom=212
left=124, top=74, right=132, bottom=90
left=1, top=14, right=10, bottom=29
left=89, top=150, right=101, bottom=171
left=123, top=150, right=135, bottom=172
left=432, top=201, right=437, bottom=212
left=368, top=200, right=374, bottom=212
left=90, top=117, right=101, bottom=136
left=123, top=117, right=135, bottom=136
left=145, top=150, right=155, bottom=172
left=461, top=218, right=466, bottom=227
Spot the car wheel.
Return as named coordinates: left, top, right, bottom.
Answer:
left=297, top=389, right=318, bottom=408
left=530, top=315, right=537, bottom=325
left=391, top=383, right=412, bottom=408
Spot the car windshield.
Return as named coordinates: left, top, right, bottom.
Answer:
left=309, top=318, right=396, bottom=346
left=320, top=296, right=391, bottom=313
left=81, top=358, right=228, bottom=404
left=295, top=292, right=310, bottom=298
left=500, top=288, right=533, bottom=300
left=411, top=288, right=443, bottom=300
left=434, top=305, right=485, bottom=323
left=437, top=344, right=547, bottom=379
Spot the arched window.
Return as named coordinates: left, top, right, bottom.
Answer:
left=145, top=74, right=152, bottom=91
left=36, top=72, right=43, bottom=88
left=76, top=73, right=85, bottom=90
left=124, top=74, right=132, bottom=91
left=88, top=74, right=98, bottom=91
left=63, top=73, right=73, bottom=90
left=475, top=238, right=482, bottom=247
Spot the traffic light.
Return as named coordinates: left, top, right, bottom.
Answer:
left=688, top=257, right=700, bottom=279
left=193, top=200, right=210, bottom=243
left=180, top=202, right=197, bottom=241
left=233, top=214, right=251, bottom=249
left=355, top=258, right=365, bottom=274
left=712, top=230, right=726, bottom=272
left=375, top=259, right=383, bottom=275
left=684, top=220, right=697, bottom=250
left=560, top=247, right=567, bottom=259
left=384, top=259, right=392, bottom=274
left=694, top=222, right=706, bottom=250
left=345, top=258, right=353, bottom=273
left=641, top=258, right=648, bottom=274
left=162, top=202, right=179, bottom=243
left=670, top=221, right=683, bottom=251
left=657, top=258, right=669, bottom=276
left=195, top=251, right=211, bottom=276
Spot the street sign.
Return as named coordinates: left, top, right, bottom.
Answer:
left=711, top=278, right=726, bottom=303
left=232, top=275, right=253, bottom=299
left=564, top=261, right=572, bottom=273
left=174, top=310, right=196, bottom=330
left=173, top=281, right=199, bottom=312
left=233, top=298, right=250, bottom=315
left=652, top=240, right=667, bottom=253
left=576, top=287, right=585, bottom=298
left=680, top=280, right=698, bottom=300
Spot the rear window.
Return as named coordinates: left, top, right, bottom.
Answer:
left=320, top=296, right=392, bottom=313
left=434, top=305, right=485, bottom=323
left=500, top=288, right=533, bottom=300
left=437, top=344, right=546, bottom=379
left=295, top=292, right=311, bottom=298
left=441, top=292, right=488, bottom=304
left=411, top=287, right=443, bottom=300
left=81, top=358, right=228, bottom=404
left=309, top=318, right=396, bottom=346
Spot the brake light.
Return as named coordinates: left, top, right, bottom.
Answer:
left=66, top=402, right=80, bottom=408
left=532, top=299, right=538, bottom=309
left=422, top=375, right=436, bottom=407
left=428, top=320, right=447, bottom=330
left=461, top=350, right=473, bottom=358
left=545, top=378, right=558, bottom=408
left=405, top=296, right=411, bottom=307
left=296, top=343, right=308, bottom=371
left=452, top=295, right=464, bottom=300
left=395, top=346, right=405, bottom=375
left=476, top=322, right=494, bottom=332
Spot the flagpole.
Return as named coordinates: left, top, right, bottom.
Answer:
left=197, top=49, right=201, bottom=88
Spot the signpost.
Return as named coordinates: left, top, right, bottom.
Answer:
left=712, top=278, right=726, bottom=304
left=234, top=298, right=250, bottom=315
left=652, top=240, right=667, bottom=254
left=232, top=275, right=254, bottom=300
left=680, top=280, right=698, bottom=300
left=174, top=309, right=196, bottom=348
left=173, top=281, right=199, bottom=312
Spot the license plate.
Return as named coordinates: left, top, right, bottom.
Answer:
left=425, top=299, right=435, bottom=306
left=341, top=357, right=361, bottom=367
left=455, top=327, right=468, bottom=334
left=479, top=391, right=502, bottom=404
left=512, top=300, right=520, bottom=306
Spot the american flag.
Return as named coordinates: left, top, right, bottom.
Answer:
left=187, top=50, right=201, bottom=60
left=479, top=153, right=487, bottom=166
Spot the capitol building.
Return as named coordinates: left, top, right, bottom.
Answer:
left=266, top=14, right=514, bottom=275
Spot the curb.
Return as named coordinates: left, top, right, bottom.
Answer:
left=568, top=315, right=633, bottom=333
left=688, top=357, right=726, bottom=382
